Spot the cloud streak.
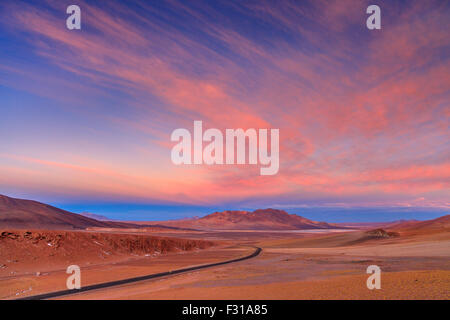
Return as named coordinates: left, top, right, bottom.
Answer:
left=0, top=0, right=448, bottom=209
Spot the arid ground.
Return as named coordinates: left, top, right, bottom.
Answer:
left=1, top=195, right=448, bottom=300
left=1, top=224, right=448, bottom=300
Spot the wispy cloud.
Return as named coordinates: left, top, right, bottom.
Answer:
left=0, top=0, right=448, bottom=208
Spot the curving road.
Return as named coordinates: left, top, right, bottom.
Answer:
left=17, top=246, right=262, bottom=300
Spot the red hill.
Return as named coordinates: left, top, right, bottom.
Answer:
left=0, top=194, right=140, bottom=230
left=388, top=214, right=450, bottom=236
left=161, top=208, right=341, bottom=230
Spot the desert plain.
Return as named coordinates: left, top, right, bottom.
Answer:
left=0, top=195, right=449, bottom=300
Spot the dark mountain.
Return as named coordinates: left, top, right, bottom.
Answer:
left=0, top=194, right=136, bottom=230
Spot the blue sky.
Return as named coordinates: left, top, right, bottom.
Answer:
left=1, top=0, right=449, bottom=222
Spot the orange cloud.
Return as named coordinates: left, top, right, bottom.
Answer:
left=0, top=0, right=448, bottom=206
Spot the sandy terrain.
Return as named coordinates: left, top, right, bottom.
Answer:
left=64, top=269, right=448, bottom=300
left=265, top=240, right=450, bottom=257
left=3, top=228, right=449, bottom=299
left=56, top=222, right=450, bottom=300
left=1, top=208, right=448, bottom=300
left=0, top=229, right=229, bottom=299
left=0, top=229, right=215, bottom=276
left=0, top=245, right=252, bottom=299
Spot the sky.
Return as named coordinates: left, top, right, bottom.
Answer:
left=0, top=0, right=449, bottom=221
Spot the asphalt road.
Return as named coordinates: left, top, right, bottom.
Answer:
left=16, top=246, right=262, bottom=300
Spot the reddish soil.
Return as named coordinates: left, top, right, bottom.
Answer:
left=389, top=215, right=450, bottom=236
left=0, top=195, right=448, bottom=300
left=0, top=229, right=215, bottom=278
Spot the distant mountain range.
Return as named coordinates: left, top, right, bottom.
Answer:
left=0, top=194, right=341, bottom=230
left=153, top=208, right=343, bottom=230
left=79, top=212, right=112, bottom=221
left=0, top=194, right=448, bottom=232
left=0, top=194, right=182, bottom=231
left=0, top=194, right=135, bottom=229
left=388, top=215, right=449, bottom=235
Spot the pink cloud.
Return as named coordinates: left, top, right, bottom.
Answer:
left=0, top=0, right=448, bottom=206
